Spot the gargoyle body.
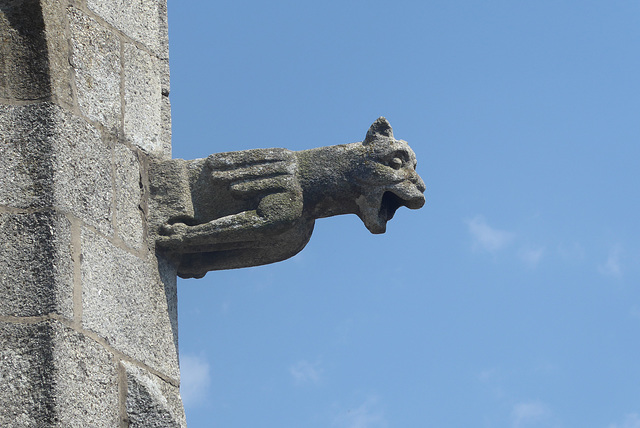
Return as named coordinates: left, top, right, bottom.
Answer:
left=150, top=118, right=426, bottom=278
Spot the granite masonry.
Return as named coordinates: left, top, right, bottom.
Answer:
left=0, top=0, right=184, bottom=426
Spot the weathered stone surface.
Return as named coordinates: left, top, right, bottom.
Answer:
left=0, top=321, right=55, bottom=426
left=157, top=254, right=179, bottom=353
left=0, top=0, right=51, bottom=100
left=115, top=144, right=144, bottom=250
left=158, top=0, right=170, bottom=61
left=69, top=6, right=121, bottom=132
left=0, top=321, right=119, bottom=427
left=51, top=107, right=114, bottom=236
left=123, top=361, right=186, bottom=428
left=0, top=0, right=72, bottom=103
left=160, top=51, right=172, bottom=157
left=86, top=0, right=160, bottom=55
left=161, top=92, right=172, bottom=157
left=1, top=0, right=185, bottom=425
left=124, top=43, right=163, bottom=154
left=158, top=2, right=170, bottom=154
left=0, top=103, right=113, bottom=235
left=51, top=321, right=120, bottom=427
left=40, top=0, right=74, bottom=106
left=152, top=118, right=427, bottom=278
left=81, top=228, right=179, bottom=380
left=0, top=211, right=73, bottom=318
left=0, top=103, right=56, bottom=209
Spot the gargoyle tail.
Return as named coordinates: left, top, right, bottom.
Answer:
left=363, top=117, right=394, bottom=145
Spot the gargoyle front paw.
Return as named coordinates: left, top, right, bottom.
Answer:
left=159, top=222, right=188, bottom=236
left=156, top=223, right=189, bottom=249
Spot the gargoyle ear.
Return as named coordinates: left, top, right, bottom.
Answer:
left=363, top=117, right=394, bottom=145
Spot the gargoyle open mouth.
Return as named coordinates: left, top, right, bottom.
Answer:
left=359, top=189, right=425, bottom=234
left=379, top=191, right=405, bottom=223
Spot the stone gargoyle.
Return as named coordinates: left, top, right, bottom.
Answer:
left=149, top=117, right=426, bottom=278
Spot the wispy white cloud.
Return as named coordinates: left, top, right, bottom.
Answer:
left=511, top=401, right=551, bottom=428
left=290, top=359, right=322, bottom=385
left=608, top=413, right=640, bottom=428
left=557, top=242, right=585, bottom=261
left=519, top=246, right=545, bottom=268
left=599, top=245, right=623, bottom=277
left=220, top=301, right=230, bottom=314
left=466, top=216, right=515, bottom=253
left=478, top=368, right=498, bottom=383
left=333, top=397, right=387, bottom=428
left=180, top=353, right=211, bottom=408
left=477, top=367, right=506, bottom=399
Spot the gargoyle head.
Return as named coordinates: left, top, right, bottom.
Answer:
left=355, top=117, right=426, bottom=234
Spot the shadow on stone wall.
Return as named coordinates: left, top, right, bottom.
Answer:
left=1, top=0, right=52, bottom=100
left=1, top=2, right=58, bottom=424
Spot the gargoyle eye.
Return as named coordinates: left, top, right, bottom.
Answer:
left=389, top=157, right=403, bottom=170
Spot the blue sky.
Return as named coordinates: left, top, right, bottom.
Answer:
left=167, top=1, right=640, bottom=427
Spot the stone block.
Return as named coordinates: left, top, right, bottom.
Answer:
left=0, top=321, right=55, bottom=426
left=51, top=322, right=120, bottom=427
left=0, top=103, right=56, bottom=209
left=81, top=228, right=179, bottom=380
left=0, top=103, right=113, bottom=236
left=41, top=0, right=74, bottom=106
left=158, top=0, right=170, bottom=61
left=161, top=92, right=172, bottom=157
left=69, top=7, right=121, bottom=133
left=51, top=108, right=114, bottom=236
left=0, top=0, right=52, bottom=100
left=86, top=0, right=160, bottom=55
left=124, top=43, right=163, bottom=154
left=0, top=211, right=73, bottom=318
left=0, top=320, right=119, bottom=427
left=123, top=361, right=186, bottom=428
left=0, top=0, right=73, bottom=103
left=115, top=145, right=144, bottom=250
left=160, top=58, right=170, bottom=95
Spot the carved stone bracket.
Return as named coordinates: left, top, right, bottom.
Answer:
left=150, top=118, right=426, bottom=278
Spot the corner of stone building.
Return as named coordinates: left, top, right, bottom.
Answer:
left=1, top=0, right=185, bottom=426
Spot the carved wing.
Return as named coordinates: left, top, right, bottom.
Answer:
left=205, top=148, right=298, bottom=197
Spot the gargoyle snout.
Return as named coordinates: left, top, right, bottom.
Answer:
left=414, top=173, right=426, bottom=193
left=405, top=193, right=426, bottom=210
left=405, top=172, right=426, bottom=209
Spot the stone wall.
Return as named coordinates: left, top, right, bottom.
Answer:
left=0, top=0, right=185, bottom=426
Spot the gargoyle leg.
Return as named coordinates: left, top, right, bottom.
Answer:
left=157, top=192, right=303, bottom=251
